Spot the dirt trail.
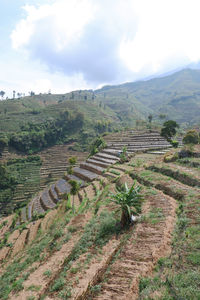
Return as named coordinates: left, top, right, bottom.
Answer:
left=11, top=212, right=92, bottom=300
left=90, top=189, right=177, bottom=300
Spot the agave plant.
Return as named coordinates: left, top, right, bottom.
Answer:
left=109, top=181, right=143, bottom=227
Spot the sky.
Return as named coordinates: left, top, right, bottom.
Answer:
left=1, top=0, right=200, bottom=97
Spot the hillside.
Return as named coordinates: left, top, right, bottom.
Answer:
left=96, top=68, right=200, bottom=125
left=1, top=68, right=200, bottom=157
left=0, top=138, right=199, bottom=299
left=0, top=97, right=119, bottom=154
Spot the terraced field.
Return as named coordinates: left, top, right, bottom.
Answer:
left=0, top=144, right=88, bottom=216
left=1, top=132, right=199, bottom=299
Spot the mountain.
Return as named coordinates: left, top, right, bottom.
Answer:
left=0, top=68, right=200, bottom=155
left=96, top=68, right=200, bottom=125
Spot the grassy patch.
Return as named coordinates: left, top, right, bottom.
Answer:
left=48, top=210, right=118, bottom=297
left=138, top=184, right=200, bottom=299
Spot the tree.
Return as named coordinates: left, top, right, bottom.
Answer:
left=161, top=120, right=179, bottom=141
left=71, top=92, right=74, bottom=100
left=109, top=182, right=143, bottom=228
left=67, top=156, right=77, bottom=174
left=0, top=91, right=5, bottom=100
left=13, top=90, right=16, bottom=99
left=68, top=179, right=81, bottom=213
left=29, top=91, right=35, bottom=96
left=183, top=130, right=199, bottom=145
left=159, top=114, right=166, bottom=120
left=148, top=114, right=153, bottom=124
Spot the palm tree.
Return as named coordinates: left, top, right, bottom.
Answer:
left=69, top=180, right=81, bottom=213
left=109, top=181, right=143, bottom=228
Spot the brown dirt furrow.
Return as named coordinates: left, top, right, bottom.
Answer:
left=0, top=215, right=13, bottom=240
left=27, top=219, right=42, bottom=245
left=11, top=212, right=92, bottom=300
left=0, top=229, right=21, bottom=263
left=71, top=239, right=121, bottom=300
left=40, top=209, right=58, bottom=232
left=7, top=229, right=20, bottom=244
left=91, top=190, right=177, bottom=300
left=11, top=229, right=29, bottom=257
left=0, top=247, right=10, bottom=262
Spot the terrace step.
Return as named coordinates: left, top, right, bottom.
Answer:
left=107, top=139, right=169, bottom=144
left=84, top=184, right=96, bottom=200
left=80, top=162, right=105, bottom=175
left=63, top=174, right=85, bottom=187
left=147, top=151, right=169, bottom=155
left=102, top=148, right=122, bottom=157
left=40, top=189, right=57, bottom=210
left=95, top=152, right=120, bottom=161
left=78, top=189, right=86, bottom=202
left=55, top=179, right=71, bottom=196
left=27, top=201, right=33, bottom=220
left=91, top=155, right=117, bottom=165
left=49, top=184, right=60, bottom=203
left=73, top=167, right=98, bottom=182
left=20, top=206, right=27, bottom=223
left=32, top=196, right=46, bottom=216
left=107, top=143, right=171, bottom=149
left=86, top=158, right=111, bottom=168
left=104, top=172, right=118, bottom=179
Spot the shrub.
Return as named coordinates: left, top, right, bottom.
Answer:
left=163, top=152, right=178, bottom=163
left=171, top=140, right=179, bottom=148
left=183, top=130, right=199, bottom=145
left=89, top=137, right=107, bottom=157
left=109, top=181, right=143, bottom=227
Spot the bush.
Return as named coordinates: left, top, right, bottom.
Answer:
left=178, top=144, right=195, bottom=158
left=183, top=130, right=199, bottom=145
left=89, top=137, right=107, bottom=157
left=163, top=152, right=178, bottom=162
left=171, top=140, right=179, bottom=148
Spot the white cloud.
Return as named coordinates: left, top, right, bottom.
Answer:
left=120, top=0, right=200, bottom=75
left=0, top=56, right=90, bottom=98
left=11, top=0, right=136, bottom=83
left=10, top=0, right=200, bottom=88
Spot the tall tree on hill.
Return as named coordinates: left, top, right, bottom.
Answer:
left=161, top=120, right=179, bottom=141
left=13, top=90, right=16, bottom=99
left=148, top=114, right=153, bottom=124
left=29, top=91, right=35, bottom=96
left=0, top=91, right=5, bottom=100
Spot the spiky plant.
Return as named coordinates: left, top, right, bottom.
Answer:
left=109, top=181, right=143, bottom=227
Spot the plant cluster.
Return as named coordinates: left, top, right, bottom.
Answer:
left=109, top=181, right=143, bottom=227
left=183, top=129, right=199, bottom=145
left=89, top=136, right=107, bottom=156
